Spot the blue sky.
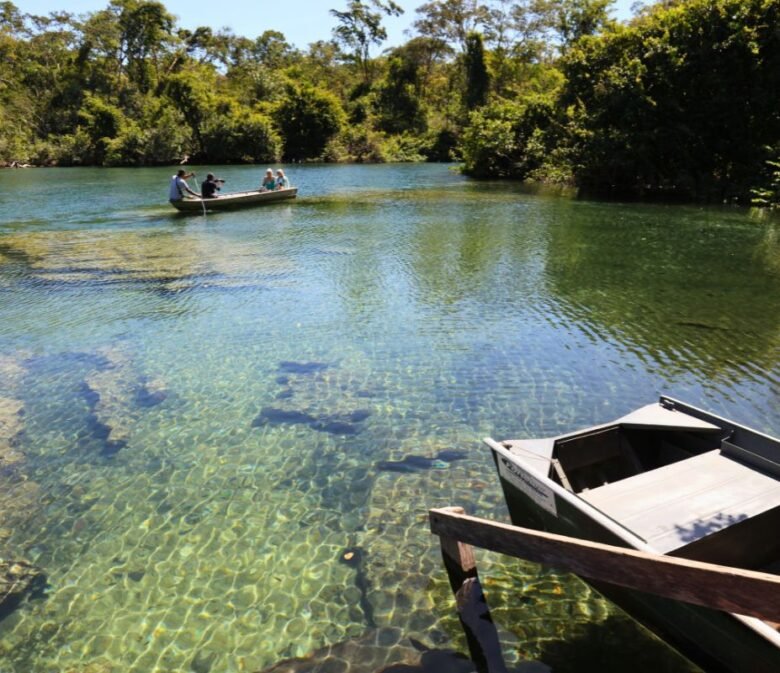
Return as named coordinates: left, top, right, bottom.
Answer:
left=22, top=0, right=636, bottom=48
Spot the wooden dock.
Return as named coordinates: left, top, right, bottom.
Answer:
left=429, top=506, right=780, bottom=673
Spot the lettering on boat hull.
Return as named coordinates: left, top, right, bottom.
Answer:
left=498, top=455, right=557, bottom=517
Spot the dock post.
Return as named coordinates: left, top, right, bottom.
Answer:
left=436, top=507, right=509, bottom=673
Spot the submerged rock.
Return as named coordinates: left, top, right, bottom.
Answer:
left=0, top=229, right=296, bottom=292
left=191, top=650, right=217, bottom=673
left=0, top=560, right=45, bottom=622
left=0, top=354, right=28, bottom=392
left=278, top=361, right=330, bottom=375
left=252, top=407, right=317, bottom=428
left=64, top=661, right=113, bottom=673
left=82, top=345, right=169, bottom=456
left=311, top=419, right=359, bottom=435
left=252, top=630, right=528, bottom=673
left=0, top=359, right=41, bottom=532
left=135, top=377, right=169, bottom=408
left=434, top=449, right=468, bottom=463
left=255, top=630, right=422, bottom=673
left=0, top=397, right=24, bottom=467
left=0, top=353, right=28, bottom=469
left=347, top=409, right=372, bottom=423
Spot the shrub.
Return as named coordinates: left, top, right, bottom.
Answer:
left=276, top=84, right=346, bottom=161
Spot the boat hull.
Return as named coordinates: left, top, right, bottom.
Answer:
left=488, top=402, right=780, bottom=673
left=170, top=188, right=297, bottom=212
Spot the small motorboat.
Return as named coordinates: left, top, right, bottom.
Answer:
left=170, top=187, right=298, bottom=212
left=486, top=396, right=780, bottom=672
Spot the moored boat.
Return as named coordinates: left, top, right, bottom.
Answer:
left=170, top=187, right=297, bottom=212
left=485, top=396, right=780, bottom=672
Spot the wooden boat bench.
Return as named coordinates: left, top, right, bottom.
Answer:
left=579, top=447, right=780, bottom=555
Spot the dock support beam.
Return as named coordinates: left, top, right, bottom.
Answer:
left=437, top=507, right=509, bottom=673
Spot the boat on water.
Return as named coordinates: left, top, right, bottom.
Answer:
left=485, top=396, right=780, bottom=672
left=170, top=187, right=297, bottom=212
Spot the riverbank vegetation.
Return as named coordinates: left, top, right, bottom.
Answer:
left=1, top=0, right=777, bottom=204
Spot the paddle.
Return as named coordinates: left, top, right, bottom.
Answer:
left=191, top=173, right=206, bottom=217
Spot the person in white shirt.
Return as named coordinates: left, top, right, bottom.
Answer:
left=169, top=170, right=199, bottom=202
left=275, top=169, right=290, bottom=190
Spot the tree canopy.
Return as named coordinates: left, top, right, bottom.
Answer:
left=1, top=0, right=777, bottom=207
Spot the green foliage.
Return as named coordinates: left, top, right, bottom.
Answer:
left=558, top=0, right=780, bottom=201
left=375, top=55, right=427, bottom=134
left=461, top=96, right=559, bottom=178
left=460, top=100, right=524, bottom=177
left=202, top=103, right=281, bottom=163
left=752, top=152, right=780, bottom=210
left=425, top=128, right=460, bottom=161
left=277, top=83, right=346, bottom=161
left=73, top=93, right=127, bottom=164
left=382, top=133, right=430, bottom=162
left=141, top=104, right=194, bottom=163
left=459, top=0, right=780, bottom=205
left=1, top=0, right=777, bottom=210
left=330, top=124, right=388, bottom=162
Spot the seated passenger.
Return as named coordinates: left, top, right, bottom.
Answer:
left=201, top=173, right=224, bottom=199
left=260, top=169, right=276, bottom=191
left=275, top=169, right=289, bottom=190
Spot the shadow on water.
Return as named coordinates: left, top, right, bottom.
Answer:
left=255, top=614, right=694, bottom=672
left=532, top=614, right=700, bottom=673
left=255, top=629, right=549, bottom=673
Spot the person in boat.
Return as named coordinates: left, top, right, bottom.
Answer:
left=260, top=169, right=276, bottom=191
left=169, top=169, right=199, bottom=202
left=275, top=169, right=289, bottom=190
left=201, top=173, right=225, bottom=199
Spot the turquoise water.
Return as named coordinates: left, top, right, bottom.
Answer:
left=1, top=163, right=779, bottom=672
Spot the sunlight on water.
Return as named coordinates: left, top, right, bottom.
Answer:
left=1, top=164, right=779, bottom=672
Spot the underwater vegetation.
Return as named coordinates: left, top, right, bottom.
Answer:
left=376, top=450, right=469, bottom=474
left=252, top=361, right=373, bottom=436
left=0, top=354, right=46, bottom=622
left=252, top=406, right=372, bottom=436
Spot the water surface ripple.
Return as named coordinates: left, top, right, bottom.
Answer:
left=1, top=164, right=779, bottom=672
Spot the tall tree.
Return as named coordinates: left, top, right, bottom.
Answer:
left=463, top=31, right=489, bottom=109
left=375, top=52, right=427, bottom=133
left=330, top=0, right=403, bottom=83
left=413, top=0, right=489, bottom=51
left=552, top=0, right=614, bottom=49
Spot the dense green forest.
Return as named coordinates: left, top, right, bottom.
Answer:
left=1, top=0, right=778, bottom=204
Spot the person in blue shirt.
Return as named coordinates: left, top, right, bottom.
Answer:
left=260, top=169, right=276, bottom=191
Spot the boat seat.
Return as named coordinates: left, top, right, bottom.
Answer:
left=579, top=449, right=780, bottom=554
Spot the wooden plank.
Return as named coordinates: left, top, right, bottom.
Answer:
left=580, top=450, right=780, bottom=553
left=438, top=507, right=508, bottom=673
left=429, top=507, right=780, bottom=622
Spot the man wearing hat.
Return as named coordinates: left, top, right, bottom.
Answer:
left=201, top=173, right=225, bottom=199
left=169, top=169, right=199, bottom=202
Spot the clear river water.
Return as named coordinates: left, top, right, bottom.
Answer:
left=0, top=163, right=779, bottom=673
